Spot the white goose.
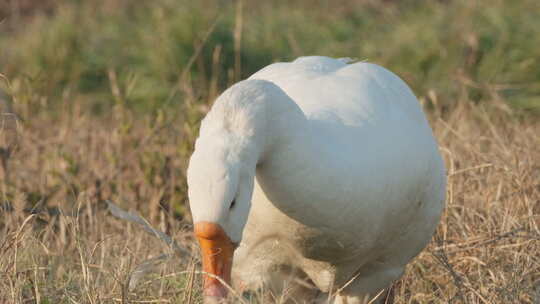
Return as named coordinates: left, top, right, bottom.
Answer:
left=187, top=56, right=446, bottom=303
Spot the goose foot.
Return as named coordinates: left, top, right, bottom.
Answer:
left=328, top=264, right=403, bottom=304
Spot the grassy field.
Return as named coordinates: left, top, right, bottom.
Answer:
left=1, top=0, right=539, bottom=303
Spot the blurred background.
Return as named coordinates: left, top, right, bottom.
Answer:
left=2, top=0, right=539, bottom=215
left=2, top=0, right=540, bottom=114
left=0, top=1, right=539, bottom=303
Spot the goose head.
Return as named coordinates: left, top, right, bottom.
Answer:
left=188, top=145, right=255, bottom=298
left=187, top=80, right=276, bottom=298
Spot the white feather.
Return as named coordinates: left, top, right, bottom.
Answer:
left=187, top=56, right=446, bottom=302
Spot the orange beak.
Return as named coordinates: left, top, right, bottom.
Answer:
left=194, top=222, right=235, bottom=298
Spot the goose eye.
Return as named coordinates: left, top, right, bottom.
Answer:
left=229, top=199, right=236, bottom=210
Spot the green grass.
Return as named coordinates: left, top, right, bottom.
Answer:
left=2, top=0, right=540, bottom=115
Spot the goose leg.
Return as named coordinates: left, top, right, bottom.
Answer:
left=331, top=265, right=404, bottom=304
left=265, top=265, right=321, bottom=304
left=234, top=263, right=320, bottom=304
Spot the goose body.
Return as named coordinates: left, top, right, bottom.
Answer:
left=187, top=56, right=446, bottom=303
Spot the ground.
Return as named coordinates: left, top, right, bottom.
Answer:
left=1, top=0, right=539, bottom=303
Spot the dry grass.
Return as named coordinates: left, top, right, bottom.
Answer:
left=1, top=0, right=539, bottom=303
left=402, top=102, right=540, bottom=303
left=1, top=78, right=539, bottom=304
